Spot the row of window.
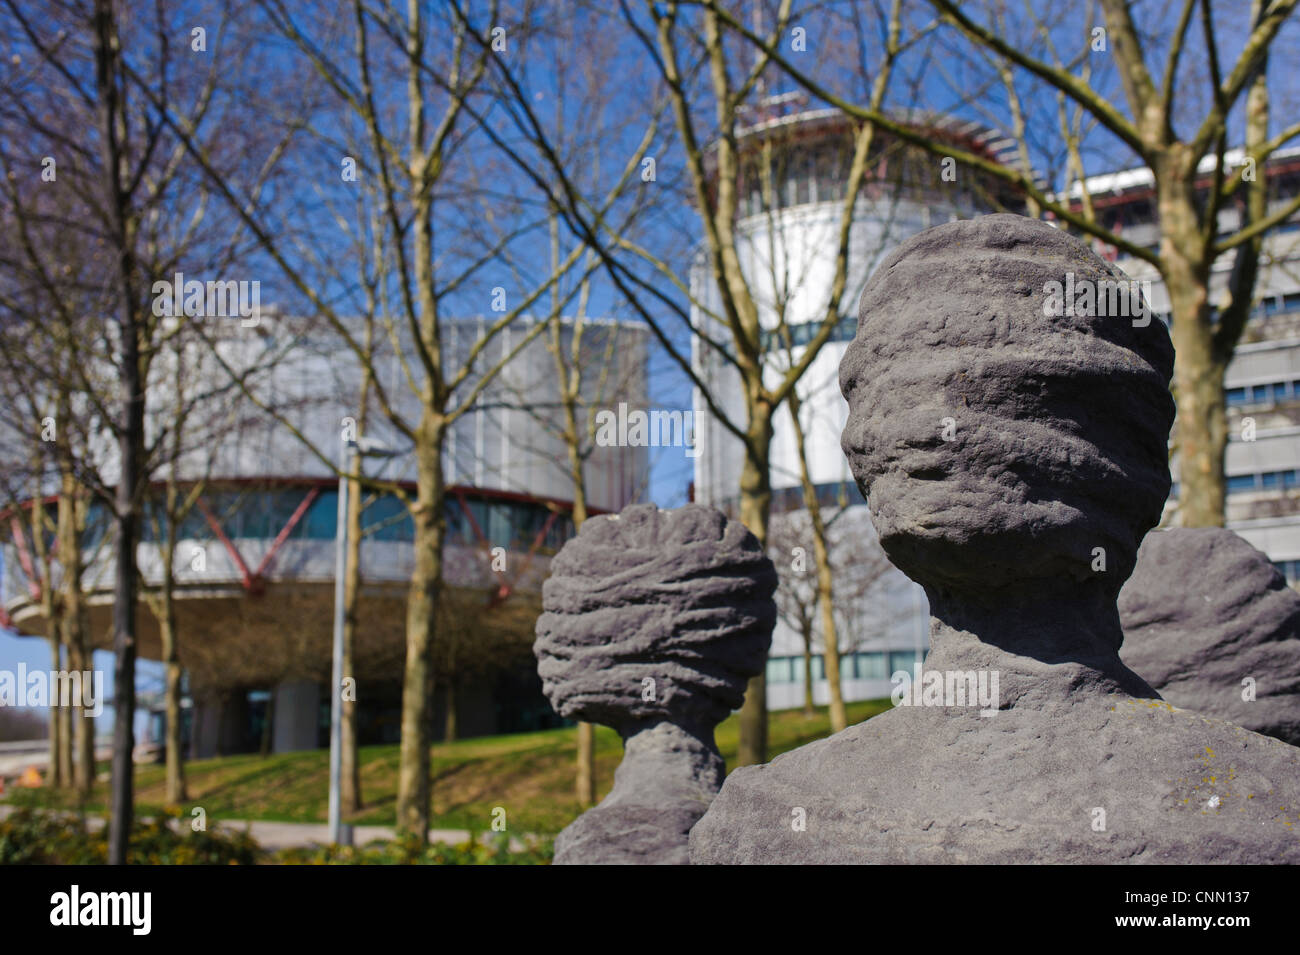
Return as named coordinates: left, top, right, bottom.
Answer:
left=759, top=313, right=856, bottom=352
left=1226, top=469, right=1300, bottom=495
left=766, top=649, right=926, bottom=685
left=714, top=479, right=866, bottom=518
left=118, top=488, right=575, bottom=555
left=769, top=480, right=865, bottom=514
left=1225, top=378, right=1299, bottom=407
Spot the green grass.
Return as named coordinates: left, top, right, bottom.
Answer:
left=4, top=699, right=891, bottom=835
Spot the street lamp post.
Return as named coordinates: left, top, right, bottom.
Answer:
left=329, top=435, right=397, bottom=846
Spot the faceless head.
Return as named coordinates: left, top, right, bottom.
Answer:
left=840, top=214, right=1175, bottom=602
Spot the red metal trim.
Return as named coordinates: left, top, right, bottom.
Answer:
left=9, top=517, right=41, bottom=600
left=455, top=490, right=490, bottom=548
left=455, top=489, right=517, bottom=604
left=195, top=496, right=255, bottom=591
left=254, top=486, right=320, bottom=578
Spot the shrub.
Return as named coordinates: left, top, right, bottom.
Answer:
left=0, top=807, right=261, bottom=865
left=275, top=831, right=553, bottom=865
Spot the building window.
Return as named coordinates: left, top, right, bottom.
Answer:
left=1228, top=469, right=1300, bottom=494
left=1226, top=378, right=1299, bottom=407
left=855, top=651, right=888, bottom=680
left=1273, top=559, right=1300, bottom=585
left=1227, top=474, right=1259, bottom=494
left=889, top=650, right=920, bottom=675
left=766, top=657, right=792, bottom=685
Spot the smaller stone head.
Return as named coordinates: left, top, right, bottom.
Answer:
left=534, top=503, right=776, bottom=732
left=839, top=214, right=1175, bottom=602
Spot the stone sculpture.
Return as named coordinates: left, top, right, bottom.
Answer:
left=1120, top=527, right=1300, bottom=746
left=689, top=213, right=1300, bottom=863
left=534, top=502, right=775, bottom=864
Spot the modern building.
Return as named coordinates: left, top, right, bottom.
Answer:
left=1, top=311, right=649, bottom=755
left=1062, top=148, right=1300, bottom=587
left=689, top=95, right=1028, bottom=710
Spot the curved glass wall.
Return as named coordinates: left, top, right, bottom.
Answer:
left=85, top=487, right=578, bottom=555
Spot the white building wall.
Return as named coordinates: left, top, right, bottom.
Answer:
left=692, top=189, right=978, bottom=709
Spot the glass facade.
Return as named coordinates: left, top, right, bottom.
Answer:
left=1225, top=378, right=1297, bottom=407
left=123, top=486, right=575, bottom=554
left=1226, top=469, right=1300, bottom=495
left=765, top=649, right=927, bottom=685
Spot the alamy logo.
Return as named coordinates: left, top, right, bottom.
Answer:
left=890, top=663, right=1000, bottom=717
left=151, top=271, right=261, bottom=326
left=1042, top=272, right=1151, bottom=327
left=50, top=885, right=151, bottom=935
left=594, top=403, right=699, bottom=457
left=0, top=664, right=102, bottom=717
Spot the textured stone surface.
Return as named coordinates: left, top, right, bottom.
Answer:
left=838, top=213, right=1175, bottom=604
left=1120, top=527, right=1300, bottom=746
left=535, top=503, right=775, bottom=864
left=690, top=214, right=1300, bottom=864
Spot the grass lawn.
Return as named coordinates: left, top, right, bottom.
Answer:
left=4, top=699, right=891, bottom=835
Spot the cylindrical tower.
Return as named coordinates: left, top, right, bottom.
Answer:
left=690, top=97, right=1026, bottom=709
left=2, top=312, right=649, bottom=753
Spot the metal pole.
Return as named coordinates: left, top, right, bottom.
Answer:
left=328, top=440, right=353, bottom=846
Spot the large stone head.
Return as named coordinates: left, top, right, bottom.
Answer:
left=534, top=503, right=776, bottom=732
left=839, top=214, right=1175, bottom=602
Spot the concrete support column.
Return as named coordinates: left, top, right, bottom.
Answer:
left=272, top=680, right=322, bottom=753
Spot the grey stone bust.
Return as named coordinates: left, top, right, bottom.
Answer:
left=535, top=502, right=775, bottom=864
left=1120, top=527, right=1300, bottom=745
left=690, top=214, right=1300, bottom=863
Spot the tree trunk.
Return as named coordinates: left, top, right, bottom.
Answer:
left=801, top=629, right=814, bottom=717
left=564, top=441, right=596, bottom=807
left=94, top=0, right=143, bottom=866
left=56, top=669, right=73, bottom=787
left=788, top=391, right=847, bottom=732
left=33, top=480, right=64, bottom=788
left=45, top=630, right=63, bottom=787
left=67, top=635, right=95, bottom=799
left=57, top=473, right=92, bottom=798
left=736, top=407, right=773, bottom=766
left=159, top=608, right=185, bottom=795
left=164, top=654, right=186, bottom=803
left=1158, top=157, right=1222, bottom=527
left=575, top=720, right=595, bottom=806
left=817, top=558, right=846, bottom=733
left=158, top=521, right=187, bottom=803
left=396, top=413, right=446, bottom=841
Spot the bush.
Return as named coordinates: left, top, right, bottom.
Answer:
left=0, top=807, right=261, bottom=865
left=275, top=831, right=553, bottom=865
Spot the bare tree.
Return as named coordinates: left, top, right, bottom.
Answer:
left=720, top=0, right=1300, bottom=528
left=128, top=0, right=653, bottom=841
left=2, top=0, right=289, bottom=860
left=467, top=0, right=947, bottom=762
